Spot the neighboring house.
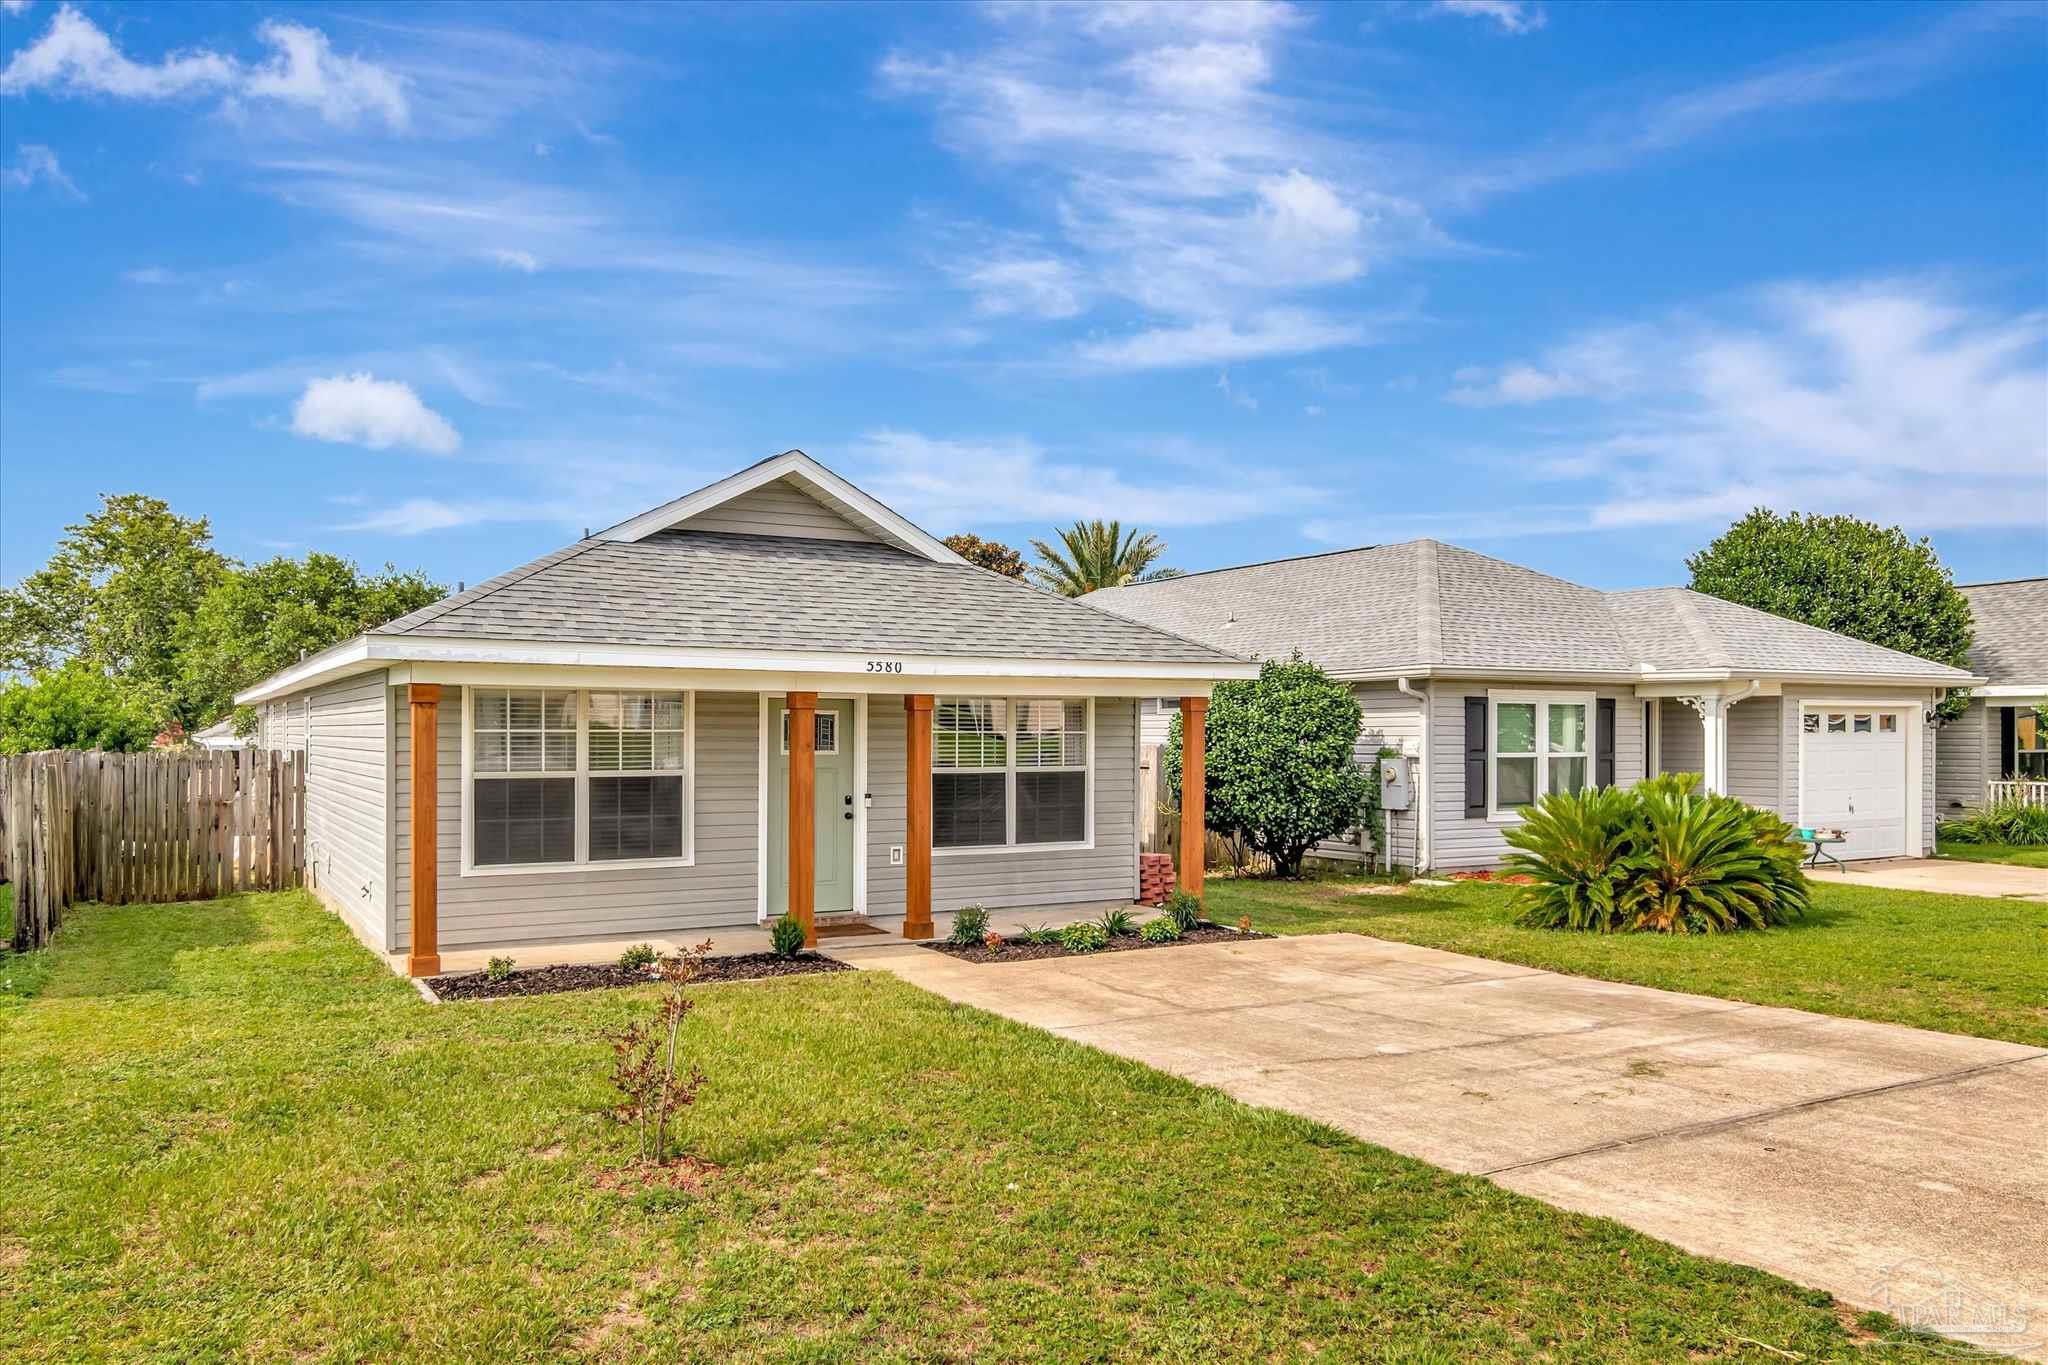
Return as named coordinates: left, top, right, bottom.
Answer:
left=1092, top=540, right=1980, bottom=871
left=1935, top=577, right=2048, bottom=811
left=191, top=718, right=247, bottom=750
left=235, top=451, right=1253, bottom=975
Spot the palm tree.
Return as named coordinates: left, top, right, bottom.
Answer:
left=1028, top=520, right=1181, bottom=596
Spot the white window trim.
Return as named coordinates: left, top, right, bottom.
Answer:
left=1487, top=689, right=1597, bottom=824
left=935, top=696, right=1096, bottom=857
left=458, top=686, right=697, bottom=878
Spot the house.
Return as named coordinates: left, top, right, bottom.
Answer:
left=192, top=717, right=248, bottom=751
left=1934, top=577, right=2048, bottom=810
left=236, top=451, right=1255, bottom=976
left=1091, top=540, right=1980, bottom=872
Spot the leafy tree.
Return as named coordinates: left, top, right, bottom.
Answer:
left=1029, top=519, right=1180, bottom=596
left=0, top=494, right=228, bottom=728
left=942, top=533, right=1027, bottom=580
left=177, top=553, right=444, bottom=725
left=1687, top=510, right=1976, bottom=722
left=0, top=662, right=158, bottom=755
left=1163, top=654, right=1368, bottom=878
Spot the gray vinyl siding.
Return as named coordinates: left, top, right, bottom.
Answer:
left=1935, top=700, right=1992, bottom=811
left=1657, top=699, right=1704, bottom=776
left=1725, top=697, right=1782, bottom=812
left=391, top=687, right=761, bottom=950
left=929, top=697, right=1140, bottom=914
left=866, top=698, right=909, bottom=917
left=1424, top=681, right=1644, bottom=871
left=672, top=477, right=878, bottom=543
left=1312, top=684, right=1424, bottom=870
left=300, top=672, right=390, bottom=949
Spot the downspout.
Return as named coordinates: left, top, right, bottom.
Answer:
left=1715, top=679, right=1764, bottom=796
left=1397, top=676, right=1428, bottom=873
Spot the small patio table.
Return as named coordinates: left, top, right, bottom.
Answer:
left=1797, top=828, right=1846, bottom=870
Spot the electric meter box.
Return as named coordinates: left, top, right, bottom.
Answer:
left=1379, top=755, right=1414, bottom=812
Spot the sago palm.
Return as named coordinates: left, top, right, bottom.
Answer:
left=1028, top=520, right=1178, bottom=597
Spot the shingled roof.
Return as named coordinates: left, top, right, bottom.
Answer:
left=373, top=530, right=1248, bottom=667
left=1089, top=539, right=1978, bottom=684
left=1958, top=578, right=2048, bottom=686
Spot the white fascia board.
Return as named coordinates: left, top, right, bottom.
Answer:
left=244, top=633, right=1253, bottom=702
left=1975, top=683, right=2048, bottom=699
left=593, top=449, right=970, bottom=568
left=233, top=636, right=376, bottom=705
left=1340, top=663, right=1982, bottom=690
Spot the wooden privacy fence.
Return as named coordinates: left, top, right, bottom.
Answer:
left=1, top=748, right=305, bottom=952
left=1138, top=742, right=1271, bottom=877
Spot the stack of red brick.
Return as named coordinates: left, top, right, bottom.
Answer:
left=1137, top=853, right=1175, bottom=906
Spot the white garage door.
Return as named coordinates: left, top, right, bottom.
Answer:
left=1801, top=709, right=1908, bottom=859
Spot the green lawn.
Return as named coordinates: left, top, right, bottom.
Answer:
left=1933, top=837, right=2048, bottom=868
left=1210, top=875, right=2048, bottom=1048
left=0, top=893, right=1920, bottom=1362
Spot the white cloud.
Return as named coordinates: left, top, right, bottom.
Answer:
left=881, top=3, right=1438, bottom=368
left=1433, top=0, right=1547, bottom=35
left=1076, top=309, right=1369, bottom=370
left=336, top=497, right=542, bottom=535
left=852, top=428, right=1313, bottom=528
left=121, top=265, right=179, bottom=285
left=0, top=5, right=408, bottom=129
left=1452, top=279, right=2048, bottom=531
left=1, top=1, right=37, bottom=16
left=290, top=373, right=460, bottom=454
left=1, top=141, right=81, bottom=197
left=1304, top=404, right=1323, bottom=417
left=485, top=247, right=540, bottom=273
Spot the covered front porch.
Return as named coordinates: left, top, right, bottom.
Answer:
left=393, top=668, right=1218, bottom=979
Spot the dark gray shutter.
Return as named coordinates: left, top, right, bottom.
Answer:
left=2001, top=706, right=2017, bottom=776
left=1464, top=697, right=1487, bottom=817
left=1642, top=701, right=1655, bottom=779
left=1597, top=697, right=1616, bottom=789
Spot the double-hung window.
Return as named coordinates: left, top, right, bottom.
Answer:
left=471, top=689, right=577, bottom=866
left=2016, top=708, right=2048, bottom=780
left=468, top=687, right=692, bottom=871
left=1490, top=692, right=1593, bottom=818
left=933, top=697, right=1092, bottom=850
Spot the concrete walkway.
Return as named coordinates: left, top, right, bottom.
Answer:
left=854, top=933, right=2048, bottom=1359
left=1808, top=856, right=2048, bottom=901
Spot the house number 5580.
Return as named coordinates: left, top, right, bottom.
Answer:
left=865, top=660, right=904, bottom=673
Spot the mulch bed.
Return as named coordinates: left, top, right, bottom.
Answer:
left=1445, top=870, right=1536, bottom=885
left=921, top=921, right=1268, bottom=964
left=427, top=951, right=850, bottom=1001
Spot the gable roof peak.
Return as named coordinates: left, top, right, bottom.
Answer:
left=592, top=448, right=968, bottom=566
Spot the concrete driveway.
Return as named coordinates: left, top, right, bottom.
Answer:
left=858, top=934, right=2048, bottom=1359
left=1809, top=856, right=2048, bottom=901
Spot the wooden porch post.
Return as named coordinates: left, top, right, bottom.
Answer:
left=904, top=694, right=934, bottom=940
left=1178, top=696, right=1207, bottom=900
left=407, top=684, right=442, bottom=978
left=787, top=691, right=818, bottom=949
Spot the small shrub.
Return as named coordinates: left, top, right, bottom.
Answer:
left=1161, top=890, right=1202, bottom=933
left=1237, top=915, right=1252, bottom=934
left=1140, top=916, right=1181, bottom=944
left=982, top=931, right=1005, bottom=951
left=1017, top=923, right=1061, bottom=946
left=484, top=956, right=516, bottom=982
left=1059, top=921, right=1110, bottom=953
left=1506, top=775, right=1808, bottom=934
left=1941, top=797, right=2048, bottom=847
left=1098, top=906, right=1138, bottom=937
left=949, top=903, right=991, bottom=946
left=768, top=916, right=807, bottom=958
left=619, top=943, right=657, bottom=972
left=600, top=940, right=713, bottom=1165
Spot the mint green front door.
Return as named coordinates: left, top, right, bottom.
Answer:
left=769, top=700, right=856, bottom=916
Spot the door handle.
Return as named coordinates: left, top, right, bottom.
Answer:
left=843, top=810, right=854, bottom=820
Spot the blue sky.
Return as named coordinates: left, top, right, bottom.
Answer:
left=2, top=0, right=2044, bottom=596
